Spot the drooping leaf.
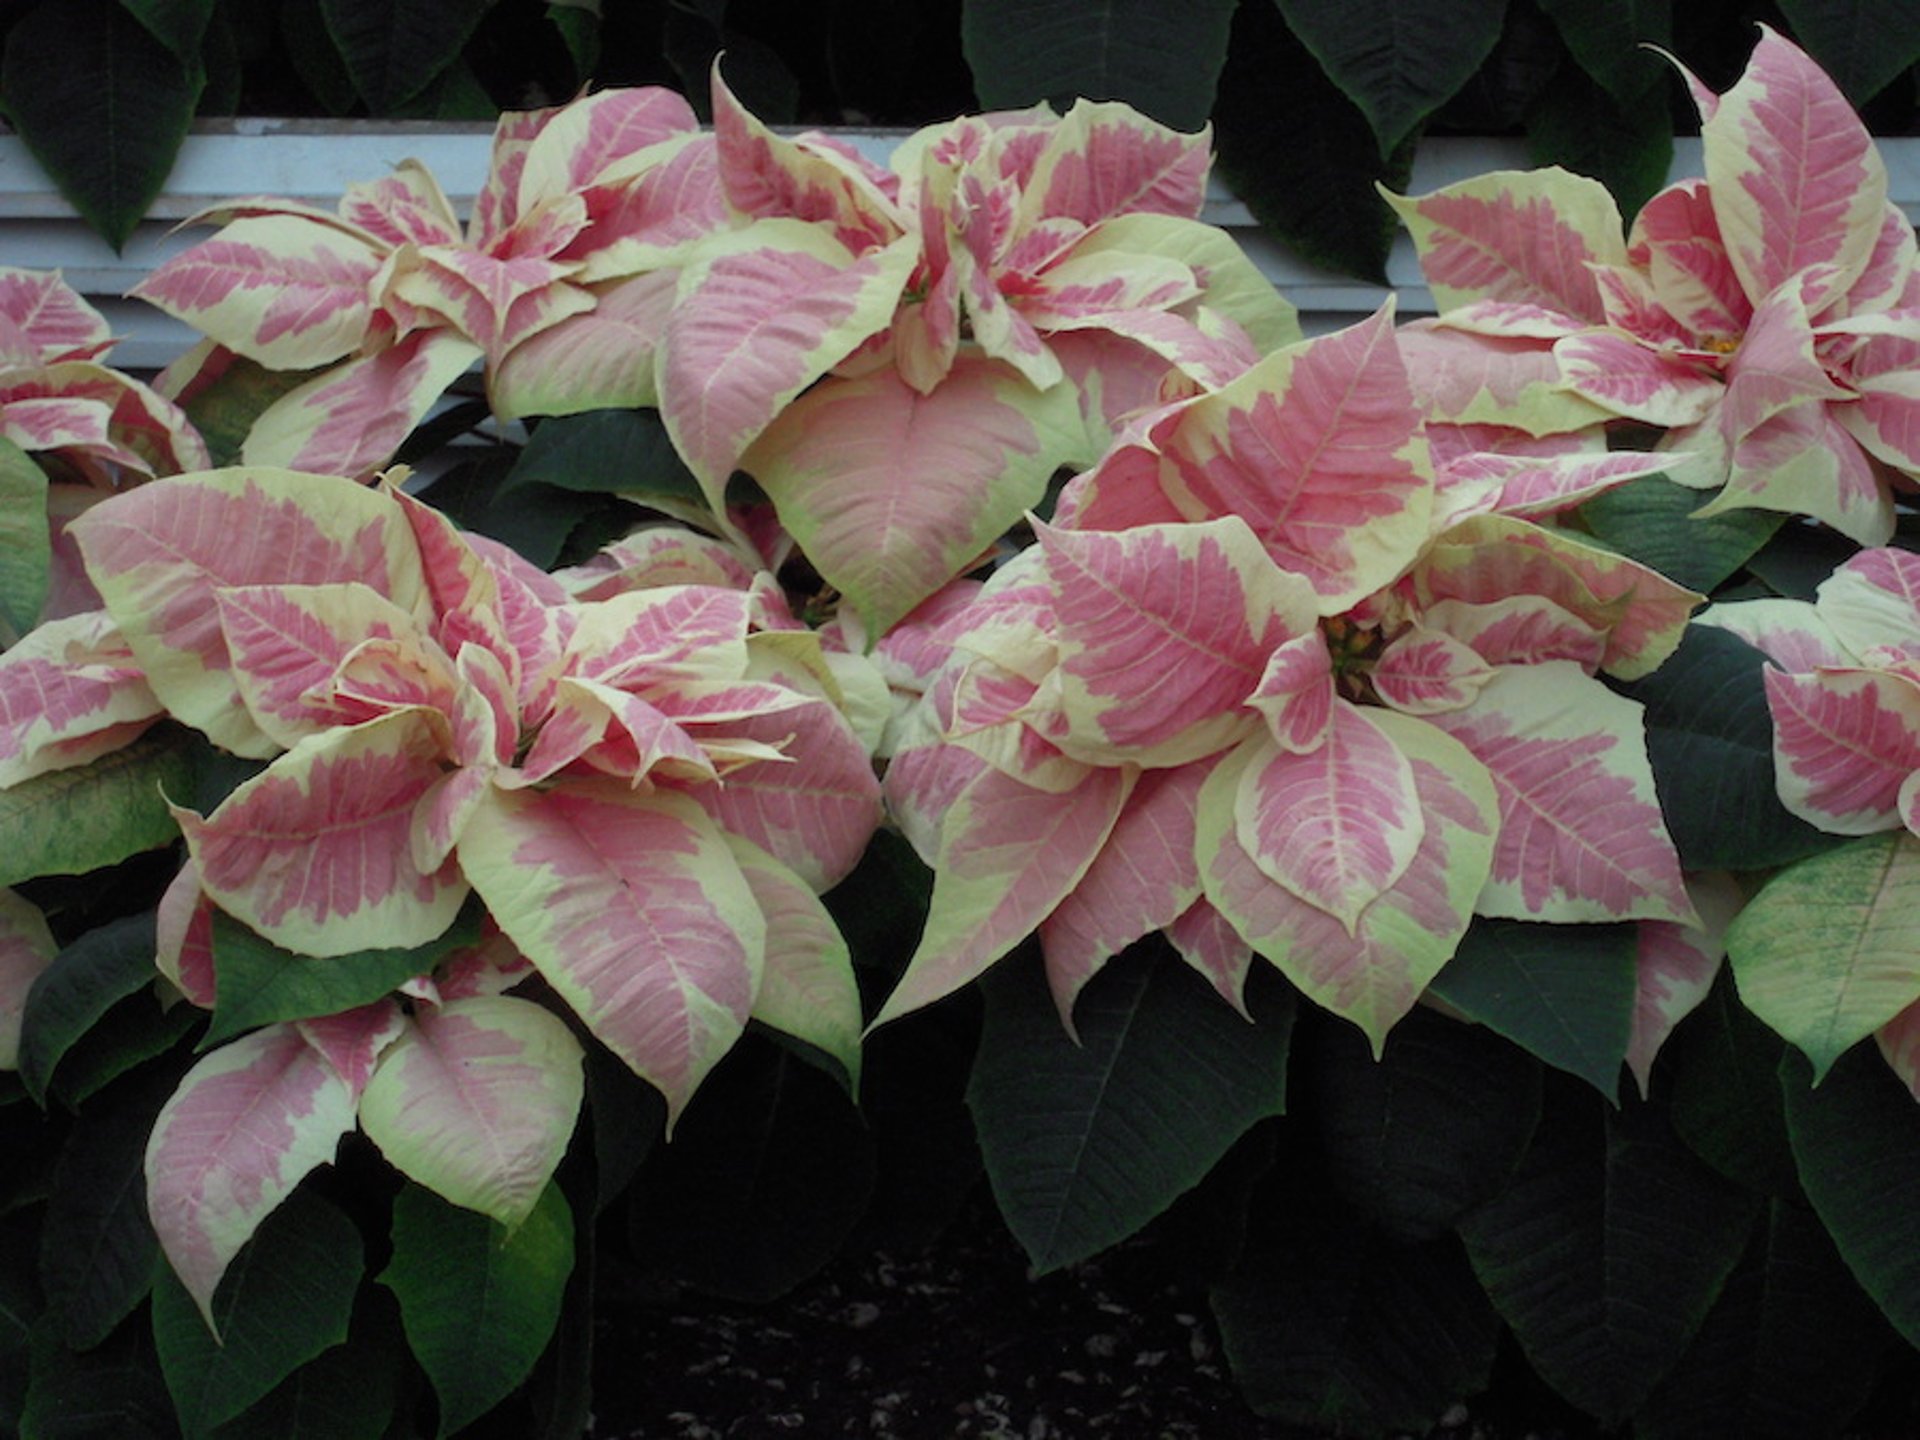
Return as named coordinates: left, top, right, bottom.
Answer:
left=456, top=785, right=765, bottom=1126
left=1427, top=917, right=1639, bottom=1097
left=1299, top=1004, right=1541, bottom=1243
left=151, top=1187, right=362, bottom=1438
left=358, top=997, right=584, bottom=1229
left=960, top=0, right=1237, bottom=130
left=873, top=764, right=1133, bottom=1029
left=970, top=941, right=1293, bottom=1272
left=1200, top=713, right=1498, bottom=1053
left=1275, top=0, right=1507, bottom=157
left=18, top=913, right=160, bottom=1107
left=37, top=1068, right=172, bottom=1350
left=1782, top=1044, right=1920, bottom=1348
left=145, top=1025, right=358, bottom=1329
left=204, top=904, right=482, bottom=1050
left=1727, top=832, right=1920, bottom=1082
left=1459, top=1084, right=1759, bottom=1426
left=0, top=730, right=193, bottom=891
left=1211, top=0, right=1414, bottom=284
left=1212, top=1166, right=1500, bottom=1434
left=0, top=438, right=49, bottom=645
left=0, top=0, right=201, bottom=249
left=626, top=1037, right=874, bottom=1302
left=1617, top=623, right=1845, bottom=870
left=380, top=1180, right=573, bottom=1438
left=1635, top=1196, right=1889, bottom=1440
left=1579, top=474, right=1785, bottom=594
left=317, top=0, right=495, bottom=112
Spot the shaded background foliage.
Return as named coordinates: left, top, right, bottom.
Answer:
left=3, top=0, right=1918, bottom=268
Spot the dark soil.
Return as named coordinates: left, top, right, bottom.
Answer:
left=585, top=1189, right=1596, bottom=1440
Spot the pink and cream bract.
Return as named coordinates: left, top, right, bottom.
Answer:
left=1388, top=27, right=1920, bottom=546
left=876, top=309, right=1701, bottom=1050
left=0, top=464, right=877, bottom=1322
left=133, top=88, right=728, bottom=476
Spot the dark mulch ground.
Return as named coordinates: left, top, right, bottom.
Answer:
left=585, top=1189, right=1599, bottom=1440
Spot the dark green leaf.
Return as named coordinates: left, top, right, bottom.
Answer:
left=969, top=942, right=1294, bottom=1273
left=1426, top=917, right=1638, bottom=1097
left=547, top=2, right=600, bottom=85
left=1782, top=1045, right=1920, bottom=1348
left=673, top=28, right=799, bottom=123
left=380, top=1181, right=572, bottom=1438
left=0, top=0, right=201, bottom=249
left=1636, top=1197, right=1889, bottom=1440
left=1274, top=0, right=1507, bottom=157
left=394, top=399, right=493, bottom=468
left=0, top=1222, right=34, bottom=1435
left=152, top=1188, right=363, bottom=1439
left=1534, top=0, right=1672, bottom=105
left=1213, top=1166, right=1499, bottom=1432
left=961, top=0, right=1236, bottom=130
left=505, top=409, right=705, bottom=512
left=1666, top=972, right=1800, bottom=1199
left=0, top=438, right=49, bottom=645
left=1527, top=59, right=1674, bottom=229
left=1616, top=623, right=1845, bottom=870
left=1579, top=474, right=1785, bottom=594
left=0, top=729, right=193, bottom=890
left=23, top=1312, right=174, bottom=1439
left=50, top=994, right=200, bottom=1111
left=627, top=1038, right=873, bottom=1302
left=176, top=353, right=324, bottom=468
left=418, top=451, right=601, bottom=570
left=1744, top=522, right=1859, bottom=601
left=1459, top=1086, right=1758, bottom=1426
left=196, top=3, right=241, bottom=114
left=203, top=1297, right=402, bottom=1440
left=279, top=0, right=359, bottom=116
left=37, top=1070, right=173, bottom=1350
left=1300, top=1005, right=1541, bottom=1243
left=118, top=0, right=217, bottom=62
left=318, top=0, right=496, bottom=112
left=388, top=56, right=496, bottom=120
left=1777, top=0, right=1920, bottom=104
left=18, top=913, right=160, bottom=1107
left=1212, top=0, right=1413, bottom=284
left=205, top=903, right=482, bottom=1050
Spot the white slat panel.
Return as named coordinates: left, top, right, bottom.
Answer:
left=2, top=123, right=1915, bottom=366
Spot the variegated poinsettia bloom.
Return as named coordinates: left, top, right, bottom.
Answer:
left=1387, top=26, right=1920, bottom=547
left=659, top=67, right=1302, bottom=640
left=877, top=308, right=1707, bottom=1054
left=0, top=267, right=208, bottom=635
left=132, top=87, right=729, bottom=476
left=1700, top=545, right=1920, bottom=838
left=0, top=467, right=880, bottom=1320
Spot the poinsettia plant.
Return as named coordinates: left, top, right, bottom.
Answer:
left=3, top=22, right=1920, bottom=1440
